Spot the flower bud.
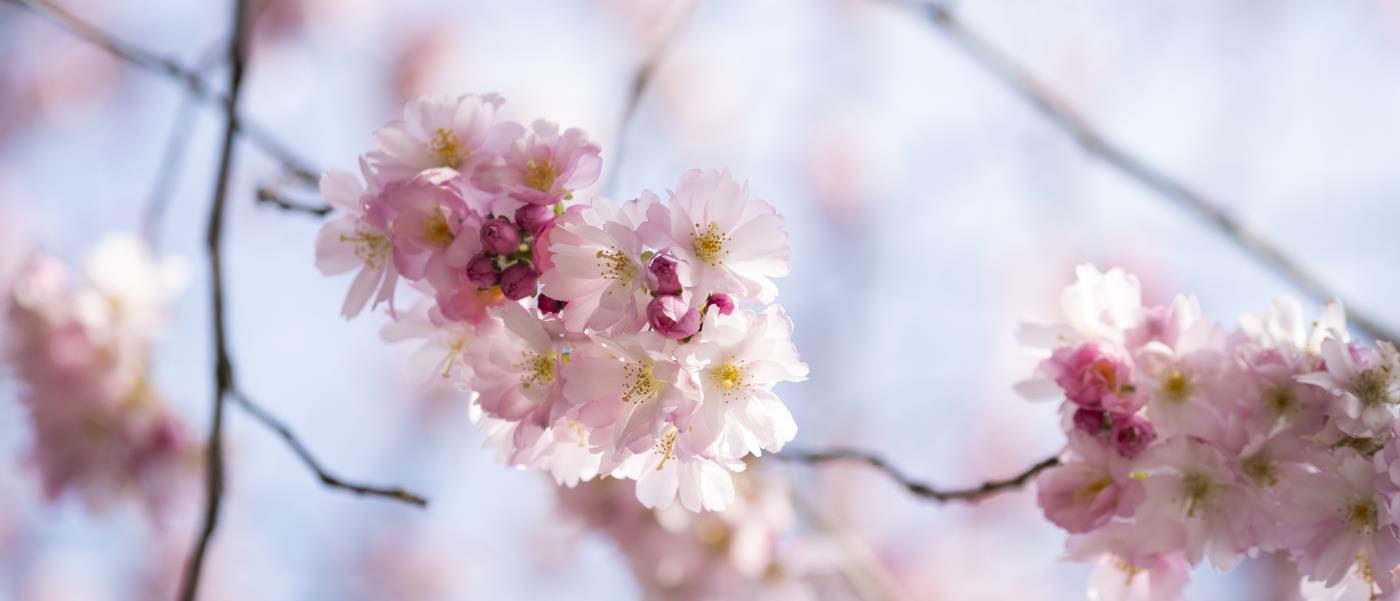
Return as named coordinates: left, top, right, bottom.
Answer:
left=515, top=204, right=554, bottom=236
left=1109, top=414, right=1155, bottom=459
left=499, top=263, right=539, bottom=300
left=648, top=253, right=683, bottom=295
left=538, top=294, right=566, bottom=315
left=1072, top=407, right=1107, bottom=436
left=647, top=295, right=700, bottom=340
left=480, top=218, right=521, bottom=256
left=465, top=254, right=500, bottom=288
left=705, top=293, right=735, bottom=315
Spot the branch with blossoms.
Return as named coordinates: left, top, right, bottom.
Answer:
left=896, top=0, right=1400, bottom=344
left=1019, top=265, right=1400, bottom=599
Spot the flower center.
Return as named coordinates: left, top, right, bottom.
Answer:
left=710, top=360, right=748, bottom=400
left=621, top=358, right=659, bottom=404
left=595, top=247, right=637, bottom=283
left=691, top=222, right=729, bottom=266
left=1241, top=453, right=1278, bottom=487
left=518, top=351, right=558, bottom=389
left=525, top=159, right=557, bottom=193
left=1178, top=471, right=1213, bottom=517
left=1355, top=369, right=1394, bottom=407
left=1345, top=498, right=1379, bottom=534
left=423, top=211, right=454, bottom=247
left=339, top=228, right=391, bottom=269
left=429, top=128, right=466, bottom=168
left=1264, top=385, right=1296, bottom=417
left=1160, top=368, right=1193, bottom=403
left=1073, top=476, right=1114, bottom=504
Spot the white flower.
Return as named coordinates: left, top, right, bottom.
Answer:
left=683, top=306, right=806, bottom=457
left=1298, top=338, right=1400, bottom=438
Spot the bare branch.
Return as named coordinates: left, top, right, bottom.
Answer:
left=899, top=1, right=1399, bottom=343
left=176, top=0, right=249, bottom=597
left=778, top=447, right=1060, bottom=503
left=230, top=390, right=428, bottom=507
left=255, top=186, right=332, bottom=217
left=141, top=44, right=226, bottom=247
left=9, top=0, right=321, bottom=186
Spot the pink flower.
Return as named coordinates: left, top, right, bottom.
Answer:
left=639, top=169, right=792, bottom=304
left=1279, top=448, right=1400, bottom=594
left=1134, top=437, right=1254, bottom=569
left=485, top=119, right=602, bottom=209
left=314, top=163, right=399, bottom=319
left=1299, top=338, right=1400, bottom=438
left=367, top=93, right=523, bottom=184
left=464, top=301, right=565, bottom=423
left=381, top=174, right=481, bottom=294
left=562, top=332, right=692, bottom=457
left=1036, top=432, right=1143, bottom=533
left=538, top=196, right=653, bottom=335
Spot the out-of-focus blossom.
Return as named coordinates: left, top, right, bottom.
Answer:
left=4, top=233, right=196, bottom=516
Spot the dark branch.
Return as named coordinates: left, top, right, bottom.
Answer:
left=176, top=0, right=248, bottom=597
left=230, top=391, right=428, bottom=507
left=141, top=43, right=226, bottom=247
left=256, top=186, right=332, bottom=217
left=903, top=1, right=1399, bottom=344
left=10, top=0, right=321, bottom=186
left=778, top=447, right=1060, bottom=503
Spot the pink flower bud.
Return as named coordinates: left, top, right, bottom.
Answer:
left=648, top=253, right=683, bottom=295
left=1072, top=408, right=1107, bottom=436
left=647, top=295, right=700, bottom=339
left=538, top=294, right=566, bottom=315
left=465, top=254, right=500, bottom=288
left=705, top=293, right=735, bottom=315
left=515, top=204, right=554, bottom=236
left=480, top=218, right=521, bottom=256
left=499, top=263, right=539, bottom=300
left=1109, top=415, right=1155, bottom=459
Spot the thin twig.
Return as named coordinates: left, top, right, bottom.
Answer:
left=778, top=447, right=1060, bottom=503
left=255, top=186, right=332, bottom=217
left=901, top=1, right=1399, bottom=343
left=9, top=0, right=321, bottom=186
left=176, top=0, right=248, bottom=597
left=603, top=0, right=699, bottom=196
left=141, top=44, right=227, bottom=247
left=230, top=390, right=428, bottom=507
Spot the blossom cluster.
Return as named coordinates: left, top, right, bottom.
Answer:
left=1019, top=265, right=1400, bottom=599
left=316, top=93, right=807, bottom=511
left=557, top=472, right=836, bottom=601
left=3, top=234, right=195, bottom=514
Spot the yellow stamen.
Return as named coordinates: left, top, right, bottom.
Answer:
left=429, top=128, right=466, bottom=168
left=525, top=159, right=557, bottom=193
left=691, top=222, right=729, bottom=265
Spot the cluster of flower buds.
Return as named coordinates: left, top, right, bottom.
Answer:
left=1019, top=265, right=1400, bottom=600
left=316, top=93, right=807, bottom=511
left=3, top=234, right=195, bottom=515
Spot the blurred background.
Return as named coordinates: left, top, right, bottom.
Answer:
left=3, top=0, right=1400, bottom=598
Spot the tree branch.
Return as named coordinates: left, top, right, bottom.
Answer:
left=9, top=0, right=321, bottom=186
left=778, top=447, right=1060, bottom=503
left=900, top=1, right=1399, bottom=344
left=176, top=0, right=248, bottom=597
left=230, top=390, right=428, bottom=507
left=255, top=186, right=332, bottom=217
